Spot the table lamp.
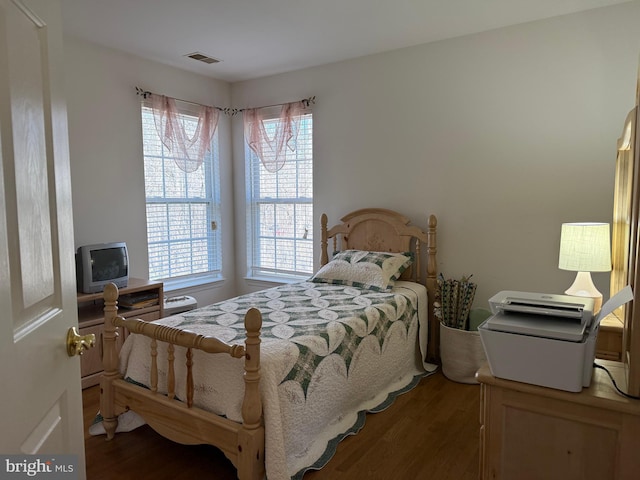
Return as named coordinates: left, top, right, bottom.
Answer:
left=558, top=222, right=611, bottom=313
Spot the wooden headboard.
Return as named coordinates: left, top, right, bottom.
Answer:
left=319, top=208, right=439, bottom=362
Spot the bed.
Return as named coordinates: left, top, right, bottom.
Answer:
left=99, top=208, right=439, bottom=480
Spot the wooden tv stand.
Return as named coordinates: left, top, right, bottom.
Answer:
left=77, top=278, right=164, bottom=388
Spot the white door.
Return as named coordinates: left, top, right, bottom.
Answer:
left=0, top=0, right=86, bottom=476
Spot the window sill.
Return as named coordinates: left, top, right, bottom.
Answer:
left=244, top=274, right=310, bottom=288
left=161, top=273, right=225, bottom=294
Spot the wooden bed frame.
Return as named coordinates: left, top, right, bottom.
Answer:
left=100, top=208, right=438, bottom=480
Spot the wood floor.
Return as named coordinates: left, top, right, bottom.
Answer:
left=83, top=371, right=480, bottom=479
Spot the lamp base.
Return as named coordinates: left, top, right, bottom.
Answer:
left=564, top=271, right=602, bottom=314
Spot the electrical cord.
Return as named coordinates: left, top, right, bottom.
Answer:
left=593, top=362, right=640, bottom=400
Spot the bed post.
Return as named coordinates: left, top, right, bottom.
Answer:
left=238, top=307, right=265, bottom=480
left=101, top=283, right=120, bottom=440
left=320, top=213, right=329, bottom=266
left=426, top=215, right=439, bottom=363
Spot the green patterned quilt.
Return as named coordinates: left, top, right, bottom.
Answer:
left=119, top=281, right=433, bottom=480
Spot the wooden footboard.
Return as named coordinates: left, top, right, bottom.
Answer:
left=100, top=283, right=265, bottom=480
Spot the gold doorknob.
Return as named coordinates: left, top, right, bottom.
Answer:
left=66, top=327, right=96, bottom=357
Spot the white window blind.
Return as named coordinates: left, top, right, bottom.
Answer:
left=141, top=103, right=222, bottom=281
left=247, top=112, right=313, bottom=278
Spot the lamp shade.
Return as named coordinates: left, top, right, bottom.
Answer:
left=558, top=222, right=611, bottom=272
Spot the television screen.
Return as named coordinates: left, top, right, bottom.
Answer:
left=90, top=247, right=128, bottom=282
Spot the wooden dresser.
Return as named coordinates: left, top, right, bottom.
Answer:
left=477, top=362, right=640, bottom=480
left=77, top=278, right=164, bottom=388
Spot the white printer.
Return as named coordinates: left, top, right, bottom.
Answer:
left=478, top=291, right=597, bottom=392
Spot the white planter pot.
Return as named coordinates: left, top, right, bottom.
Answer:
left=440, top=322, right=487, bottom=384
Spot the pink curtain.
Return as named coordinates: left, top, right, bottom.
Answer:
left=243, top=100, right=308, bottom=172
left=150, top=94, right=220, bottom=173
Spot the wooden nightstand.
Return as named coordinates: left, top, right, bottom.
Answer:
left=477, top=362, right=640, bottom=479
left=596, top=313, right=624, bottom=361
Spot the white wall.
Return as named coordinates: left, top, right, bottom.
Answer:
left=63, top=3, right=640, bottom=311
left=63, top=37, right=236, bottom=306
left=232, top=2, right=640, bottom=307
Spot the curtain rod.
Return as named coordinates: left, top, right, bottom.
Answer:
left=135, top=86, right=315, bottom=116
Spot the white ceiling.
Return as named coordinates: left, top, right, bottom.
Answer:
left=60, top=0, right=632, bottom=83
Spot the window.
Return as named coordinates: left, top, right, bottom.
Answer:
left=247, top=112, right=313, bottom=278
left=141, top=103, right=222, bottom=282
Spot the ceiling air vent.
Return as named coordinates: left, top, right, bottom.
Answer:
left=184, top=52, right=220, bottom=64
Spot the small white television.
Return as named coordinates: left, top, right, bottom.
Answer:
left=75, top=242, right=129, bottom=293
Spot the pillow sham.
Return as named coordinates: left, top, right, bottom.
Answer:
left=309, top=250, right=413, bottom=292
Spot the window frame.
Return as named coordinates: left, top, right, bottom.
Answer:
left=246, top=111, right=313, bottom=281
left=141, top=101, right=223, bottom=287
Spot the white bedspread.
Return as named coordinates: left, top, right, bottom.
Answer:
left=118, top=280, right=435, bottom=480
